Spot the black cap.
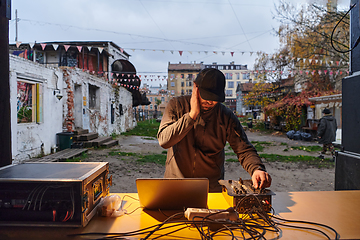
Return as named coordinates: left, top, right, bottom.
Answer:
left=194, top=68, right=225, bottom=102
left=322, top=108, right=331, bottom=114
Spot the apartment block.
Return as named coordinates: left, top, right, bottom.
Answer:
left=167, top=61, right=255, bottom=112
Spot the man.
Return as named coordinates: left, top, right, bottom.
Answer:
left=317, top=108, right=337, bottom=160
left=157, top=68, right=271, bottom=192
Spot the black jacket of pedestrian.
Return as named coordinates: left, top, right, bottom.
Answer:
left=317, top=115, right=337, bottom=144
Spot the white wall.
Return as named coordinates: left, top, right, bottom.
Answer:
left=10, top=55, right=63, bottom=163
left=62, top=68, right=136, bottom=136
left=10, top=55, right=136, bottom=163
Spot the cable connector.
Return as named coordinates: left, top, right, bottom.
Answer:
left=184, top=208, right=239, bottom=221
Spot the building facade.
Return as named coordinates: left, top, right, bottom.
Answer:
left=167, top=62, right=255, bottom=112
left=9, top=41, right=142, bottom=162
left=167, top=62, right=202, bottom=98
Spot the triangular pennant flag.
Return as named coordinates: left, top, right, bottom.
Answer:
left=16, top=41, right=22, bottom=48
left=179, top=51, right=183, bottom=56
left=98, top=47, right=104, bottom=54
left=204, top=51, right=208, bottom=55
left=29, top=42, right=35, bottom=49
left=53, top=44, right=59, bottom=50
left=230, top=52, right=234, bottom=57
left=131, top=49, right=135, bottom=52
left=213, top=51, right=218, bottom=54
left=87, top=46, right=92, bottom=51
left=40, top=43, right=47, bottom=50
left=77, top=46, right=82, bottom=52
left=120, top=48, right=124, bottom=53
left=221, top=52, right=225, bottom=55
left=188, top=51, right=192, bottom=54
left=170, top=50, right=174, bottom=54
left=64, top=45, right=71, bottom=51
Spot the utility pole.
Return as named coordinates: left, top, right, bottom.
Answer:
left=0, top=0, right=12, bottom=167
left=15, top=8, right=17, bottom=42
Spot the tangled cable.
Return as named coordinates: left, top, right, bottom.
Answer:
left=70, top=194, right=339, bottom=240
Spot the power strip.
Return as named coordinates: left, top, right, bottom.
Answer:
left=184, top=208, right=239, bottom=221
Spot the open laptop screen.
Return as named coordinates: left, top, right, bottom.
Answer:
left=136, top=178, right=209, bottom=210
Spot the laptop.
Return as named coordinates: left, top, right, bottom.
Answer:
left=136, top=178, right=209, bottom=210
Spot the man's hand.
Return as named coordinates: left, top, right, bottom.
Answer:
left=189, top=84, right=200, bottom=120
left=252, top=169, right=272, bottom=189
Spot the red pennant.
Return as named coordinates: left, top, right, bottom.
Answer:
left=179, top=51, right=183, bottom=56
left=230, top=52, right=234, bottom=57
left=64, top=45, right=71, bottom=51
left=40, top=43, right=47, bottom=50
left=77, top=46, right=82, bottom=52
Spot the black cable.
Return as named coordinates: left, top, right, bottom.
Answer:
left=69, top=193, right=339, bottom=240
left=331, top=3, right=357, bottom=53
left=272, top=215, right=340, bottom=240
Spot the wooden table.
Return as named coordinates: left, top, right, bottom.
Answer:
left=1, top=190, right=359, bottom=239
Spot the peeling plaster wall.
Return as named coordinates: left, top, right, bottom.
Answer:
left=62, top=68, right=136, bottom=137
left=9, top=55, right=63, bottom=163
left=9, top=56, right=135, bottom=163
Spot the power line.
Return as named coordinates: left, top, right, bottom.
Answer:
left=228, top=0, right=253, bottom=51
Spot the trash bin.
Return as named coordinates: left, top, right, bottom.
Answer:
left=56, top=132, right=74, bottom=150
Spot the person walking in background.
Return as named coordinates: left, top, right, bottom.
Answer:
left=157, top=68, right=271, bottom=192
left=317, top=108, right=337, bottom=161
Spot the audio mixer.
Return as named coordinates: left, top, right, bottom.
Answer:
left=219, top=178, right=275, bottom=213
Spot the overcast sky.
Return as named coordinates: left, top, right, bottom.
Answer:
left=8, top=0, right=348, bottom=86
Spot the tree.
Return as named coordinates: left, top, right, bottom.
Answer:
left=243, top=81, right=277, bottom=110
left=272, top=0, right=349, bottom=91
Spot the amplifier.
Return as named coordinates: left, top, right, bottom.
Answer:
left=219, top=179, right=275, bottom=213
left=0, top=162, right=111, bottom=227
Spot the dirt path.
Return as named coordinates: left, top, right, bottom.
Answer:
left=83, top=130, right=335, bottom=193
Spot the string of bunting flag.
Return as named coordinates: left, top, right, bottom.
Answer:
left=15, top=41, right=350, bottom=68
left=14, top=41, right=349, bottom=81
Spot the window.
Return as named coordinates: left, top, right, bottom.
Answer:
left=171, top=90, right=175, bottom=95
left=226, top=90, right=233, bottom=96
left=119, top=104, right=123, bottom=115
left=181, top=74, right=184, bottom=79
left=150, top=97, right=153, bottom=102
left=225, top=73, right=233, bottom=79
left=242, top=72, right=250, bottom=80
left=218, top=66, right=224, bottom=70
left=188, top=74, right=193, bottom=80
left=35, top=51, right=45, bottom=64
left=161, top=97, right=165, bottom=101
left=170, top=74, right=175, bottom=79
left=181, top=90, right=184, bottom=95
left=61, top=49, right=78, bottom=67
left=111, top=104, right=114, bottom=124
left=181, top=82, right=184, bottom=87
left=150, top=105, right=153, bottom=110
left=189, top=81, right=192, bottom=87
left=17, top=81, right=43, bottom=123
left=171, top=82, right=175, bottom=87
left=236, top=73, right=240, bottom=80
left=89, top=84, right=100, bottom=109
left=228, top=81, right=234, bottom=88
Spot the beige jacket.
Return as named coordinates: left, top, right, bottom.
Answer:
left=157, top=95, right=265, bottom=192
